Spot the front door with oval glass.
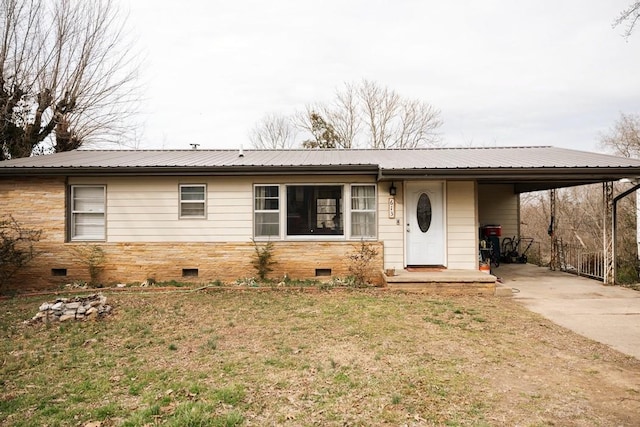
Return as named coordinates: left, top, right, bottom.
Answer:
left=406, top=182, right=445, bottom=266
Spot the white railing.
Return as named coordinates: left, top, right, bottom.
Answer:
left=554, top=239, right=604, bottom=281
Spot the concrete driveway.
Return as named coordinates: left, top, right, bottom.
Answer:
left=494, top=263, right=640, bottom=360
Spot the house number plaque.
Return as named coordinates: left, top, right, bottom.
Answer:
left=388, top=197, right=395, bottom=219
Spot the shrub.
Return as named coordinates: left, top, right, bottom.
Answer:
left=0, top=215, right=42, bottom=290
left=72, top=245, right=106, bottom=286
left=251, top=239, right=276, bottom=281
left=347, top=240, right=379, bottom=287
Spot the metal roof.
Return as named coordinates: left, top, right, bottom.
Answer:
left=2, top=146, right=640, bottom=192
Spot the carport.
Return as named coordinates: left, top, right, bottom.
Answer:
left=475, top=150, right=640, bottom=285
left=497, top=263, right=640, bottom=360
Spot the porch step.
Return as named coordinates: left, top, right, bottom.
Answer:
left=383, top=269, right=499, bottom=296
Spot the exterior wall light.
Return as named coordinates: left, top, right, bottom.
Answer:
left=389, top=182, right=397, bottom=196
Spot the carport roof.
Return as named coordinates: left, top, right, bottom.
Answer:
left=2, top=146, right=640, bottom=192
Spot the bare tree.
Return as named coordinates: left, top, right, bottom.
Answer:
left=520, top=187, right=604, bottom=266
left=557, top=186, right=607, bottom=248
left=327, top=82, right=359, bottom=148
left=294, top=84, right=360, bottom=149
left=614, top=1, right=640, bottom=39
left=0, top=215, right=41, bottom=290
left=249, top=113, right=297, bottom=149
left=522, top=183, right=639, bottom=283
left=521, top=112, right=640, bottom=282
left=358, top=79, right=401, bottom=149
left=252, top=80, right=442, bottom=149
left=355, top=79, right=443, bottom=149
left=598, top=113, right=640, bottom=283
left=600, top=113, right=640, bottom=158
left=1, top=0, right=139, bottom=160
left=392, top=98, right=443, bottom=149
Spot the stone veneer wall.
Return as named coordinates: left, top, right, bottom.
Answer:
left=97, top=241, right=382, bottom=286
left=1, top=177, right=383, bottom=291
left=1, top=176, right=67, bottom=290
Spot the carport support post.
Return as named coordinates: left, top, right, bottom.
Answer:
left=603, top=182, right=614, bottom=285
left=549, top=189, right=557, bottom=270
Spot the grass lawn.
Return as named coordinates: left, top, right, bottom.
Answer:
left=1, top=289, right=640, bottom=426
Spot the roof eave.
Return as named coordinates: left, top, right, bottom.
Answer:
left=379, top=167, right=640, bottom=193
left=0, top=164, right=380, bottom=177
left=379, top=166, right=640, bottom=180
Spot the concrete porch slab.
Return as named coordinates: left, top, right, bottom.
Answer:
left=383, top=269, right=497, bottom=295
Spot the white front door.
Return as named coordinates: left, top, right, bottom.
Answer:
left=406, top=182, right=445, bottom=266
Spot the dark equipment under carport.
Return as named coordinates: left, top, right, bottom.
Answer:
left=501, top=236, right=535, bottom=263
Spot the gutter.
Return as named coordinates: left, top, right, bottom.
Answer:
left=0, top=164, right=381, bottom=177
left=3, top=164, right=640, bottom=183
left=376, top=167, right=640, bottom=182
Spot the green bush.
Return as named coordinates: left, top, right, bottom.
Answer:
left=251, top=239, right=276, bottom=281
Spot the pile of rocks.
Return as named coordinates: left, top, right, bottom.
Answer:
left=28, top=293, right=112, bottom=323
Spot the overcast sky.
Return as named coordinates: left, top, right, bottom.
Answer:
left=122, top=1, right=640, bottom=153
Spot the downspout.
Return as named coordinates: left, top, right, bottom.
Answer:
left=612, top=182, right=640, bottom=285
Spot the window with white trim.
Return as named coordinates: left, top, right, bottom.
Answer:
left=71, top=185, right=106, bottom=241
left=351, top=184, right=376, bottom=238
left=287, top=185, right=343, bottom=236
left=254, top=185, right=280, bottom=237
left=179, top=184, right=206, bottom=218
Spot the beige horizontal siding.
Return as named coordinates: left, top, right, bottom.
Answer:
left=478, top=184, right=519, bottom=244
left=68, top=176, right=253, bottom=242
left=447, top=216, right=475, bottom=226
left=378, top=184, right=404, bottom=270
left=69, top=175, right=383, bottom=244
left=446, top=181, right=477, bottom=269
